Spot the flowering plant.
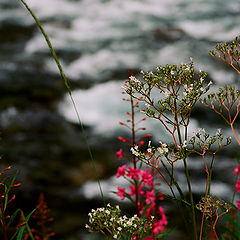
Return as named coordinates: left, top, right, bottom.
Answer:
left=87, top=37, right=240, bottom=240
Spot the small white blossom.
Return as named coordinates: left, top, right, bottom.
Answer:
left=164, top=91, right=170, bottom=97
left=157, top=147, right=164, bottom=154
left=208, top=81, right=213, bottom=86
left=113, top=234, right=118, bottom=239
left=130, top=147, right=140, bottom=156
left=147, top=148, right=152, bottom=153
left=216, top=128, right=221, bottom=136
left=163, top=147, right=168, bottom=153
left=129, top=76, right=140, bottom=84
left=145, top=103, right=150, bottom=109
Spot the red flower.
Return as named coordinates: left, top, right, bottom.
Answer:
left=146, top=190, right=155, bottom=204
left=142, top=170, right=153, bottom=186
left=152, top=207, right=167, bottom=233
left=153, top=220, right=165, bottom=233
left=236, top=179, right=240, bottom=192
left=236, top=200, right=240, bottom=210
left=116, top=149, right=124, bottom=160
left=116, top=165, right=126, bottom=178
left=143, top=236, right=154, bottom=240
left=234, top=164, right=240, bottom=176
left=146, top=202, right=155, bottom=217
left=129, top=184, right=144, bottom=196
left=116, top=187, right=125, bottom=200
left=127, top=167, right=141, bottom=180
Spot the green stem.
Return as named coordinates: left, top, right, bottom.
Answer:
left=20, top=0, right=106, bottom=206
left=174, top=99, right=198, bottom=240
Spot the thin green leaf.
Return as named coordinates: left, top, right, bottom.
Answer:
left=16, top=209, right=36, bottom=240
left=7, top=208, right=21, bottom=228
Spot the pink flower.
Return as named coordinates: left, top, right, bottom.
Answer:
left=236, top=179, right=240, bottom=192
left=146, top=190, right=155, bottom=204
left=129, top=184, right=144, bottom=196
left=143, top=237, right=154, bottom=240
left=234, top=164, right=240, bottom=176
left=146, top=202, right=155, bottom=217
left=127, top=167, right=141, bottom=180
left=152, top=207, right=167, bottom=234
left=236, top=200, right=240, bottom=210
left=116, top=165, right=126, bottom=178
left=116, top=187, right=125, bottom=200
left=153, top=220, right=166, bottom=233
left=142, top=170, right=153, bottom=186
left=116, top=149, right=123, bottom=160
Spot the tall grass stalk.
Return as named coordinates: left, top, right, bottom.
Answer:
left=20, top=0, right=106, bottom=206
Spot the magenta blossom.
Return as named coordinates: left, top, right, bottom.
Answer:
left=116, top=165, right=126, bottom=178
left=152, top=207, right=167, bottom=233
left=234, top=164, right=240, bottom=176
left=236, top=200, right=240, bottom=210
left=146, top=189, right=156, bottom=204
left=116, top=148, right=124, bottom=160
left=129, top=184, right=144, bottom=196
left=142, top=169, right=153, bottom=186
left=127, top=167, right=141, bottom=180
left=236, top=179, right=240, bottom=192
left=116, top=187, right=125, bottom=200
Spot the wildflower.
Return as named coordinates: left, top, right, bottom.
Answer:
left=143, top=237, right=154, bottom=240
left=146, top=190, right=156, bottom=204
left=127, top=167, right=141, bottom=180
left=147, top=148, right=152, bottom=153
left=234, top=164, right=240, bottom=176
left=153, top=220, right=166, bottom=233
left=130, top=147, right=140, bottom=157
left=116, top=187, right=125, bottom=200
left=182, top=140, right=187, bottom=148
left=208, top=81, right=213, bottom=86
left=141, top=170, right=153, bottom=186
left=116, top=149, right=124, bottom=160
left=145, top=103, right=150, bottom=109
left=216, top=128, right=221, bottom=136
left=118, top=136, right=128, bottom=143
left=152, top=207, right=167, bottom=233
left=129, top=184, right=144, bottom=196
left=236, top=200, right=240, bottom=210
left=116, top=165, right=127, bottom=178
left=146, top=202, right=156, bottom=217
left=236, top=179, right=240, bottom=192
left=129, top=76, right=140, bottom=84
left=113, top=234, right=118, bottom=239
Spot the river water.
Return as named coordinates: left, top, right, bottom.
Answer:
left=0, top=0, right=240, bottom=239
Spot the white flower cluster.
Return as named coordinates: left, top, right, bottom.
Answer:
left=129, top=75, right=140, bottom=84
left=157, top=141, right=169, bottom=155
left=86, top=203, right=141, bottom=238
left=130, top=145, right=140, bottom=156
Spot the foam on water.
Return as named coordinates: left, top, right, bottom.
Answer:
left=20, top=0, right=240, bottom=83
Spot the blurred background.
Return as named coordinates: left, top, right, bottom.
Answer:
left=0, top=0, right=240, bottom=239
